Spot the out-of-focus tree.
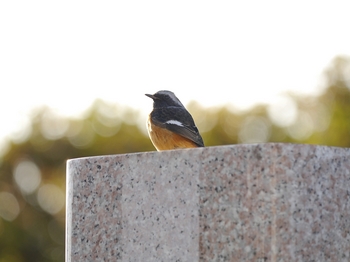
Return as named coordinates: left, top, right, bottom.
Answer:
left=0, top=101, right=154, bottom=262
left=192, top=55, right=350, bottom=148
left=0, top=56, right=349, bottom=261
left=315, top=56, right=350, bottom=147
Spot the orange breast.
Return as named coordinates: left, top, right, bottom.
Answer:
left=147, top=117, right=198, bottom=151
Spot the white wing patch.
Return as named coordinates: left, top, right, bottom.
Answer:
left=166, top=120, right=184, bottom=127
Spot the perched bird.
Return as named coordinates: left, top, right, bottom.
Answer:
left=145, top=90, right=204, bottom=151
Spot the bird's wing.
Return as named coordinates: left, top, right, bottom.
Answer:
left=151, top=108, right=204, bottom=147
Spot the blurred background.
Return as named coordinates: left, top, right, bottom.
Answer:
left=1, top=1, right=350, bottom=261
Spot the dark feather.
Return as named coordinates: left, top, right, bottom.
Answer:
left=151, top=107, right=204, bottom=147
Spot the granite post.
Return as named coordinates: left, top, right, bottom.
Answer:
left=66, top=144, right=350, bottom=261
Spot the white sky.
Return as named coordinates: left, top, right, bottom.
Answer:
left=1, top=1, right=350, bottom=147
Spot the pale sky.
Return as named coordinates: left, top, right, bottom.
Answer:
left=1, top=1, right=350, bottom=150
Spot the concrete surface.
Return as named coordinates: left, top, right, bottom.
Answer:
left=66, top=144, right=350, bottom=261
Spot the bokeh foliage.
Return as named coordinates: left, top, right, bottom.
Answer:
left=0, top=56, right=349, bottom=261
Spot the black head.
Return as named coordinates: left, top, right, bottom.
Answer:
left=145, top=90, right=184, bottom=108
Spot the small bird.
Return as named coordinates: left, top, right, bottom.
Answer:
left=145, top=90, right=204, bottom=151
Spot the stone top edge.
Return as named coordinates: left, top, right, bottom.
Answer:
left=66, top=143, right=350, bottom=164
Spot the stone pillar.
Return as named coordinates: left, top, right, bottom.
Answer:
left=66, top=144, right=350, bottom=261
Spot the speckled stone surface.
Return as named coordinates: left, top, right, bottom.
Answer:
left=66, top=144, right=350, bottom=261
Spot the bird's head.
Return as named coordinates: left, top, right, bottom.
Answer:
left=145, top=90, right=184, bottom=108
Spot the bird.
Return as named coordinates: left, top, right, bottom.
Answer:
left=145, top=90, right=204, bottom=151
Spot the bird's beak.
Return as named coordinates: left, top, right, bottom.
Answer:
left=145, top=94, right=157, bottom=100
